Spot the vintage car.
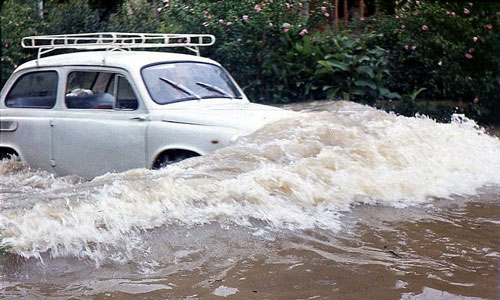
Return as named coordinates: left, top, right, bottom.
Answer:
left=0, top=33, right=289, bottom=179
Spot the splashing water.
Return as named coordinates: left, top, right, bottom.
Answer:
left=0, top=101, right=499, bottom=264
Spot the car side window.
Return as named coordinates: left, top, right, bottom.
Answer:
left=5, top=71, right=58, bottom=109
left=116, top=75, right=138, bottom=110
left=65, top=71, right=138, bottom=110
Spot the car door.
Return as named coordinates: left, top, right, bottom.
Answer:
left=51, top=69, right=147, bottom=178
left=1, top=70, right=58, bottom=171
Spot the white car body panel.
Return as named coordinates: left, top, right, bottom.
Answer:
left=0, top=51, right=290, bottom=178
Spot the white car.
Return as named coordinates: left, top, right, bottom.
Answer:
left=0, top=33, right=287, bottom=179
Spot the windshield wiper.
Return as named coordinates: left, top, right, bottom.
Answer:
left=160, top=77, right=201, bottom=100
left=196, top=81, right=232, bottom=98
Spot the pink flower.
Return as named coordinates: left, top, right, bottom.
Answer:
left=411, top=45, right=417, bottom=50
left=283, top=22, right=291, bottom=29
left=473, top=36, right=478, bottom=42
left=268, top=22, right=274, bottom=27
left=469, top=2, right=473, bottom=6
left=401, top=24, right=406, bottom=29
left=283, top=28, right=289, bottom=33
left=157, top=7, right=162, bottom=13
left=321, top=6, right=327, bottom=12
left=396, top=15, right=400, bottom=19
left=242, top=15, right=248, bottom=21
left=404, top=45, right=409, bottom=50
left=464, top=8, right=470, bottom=14
left=237, top=38, right=243, bottom=42
left=421, top=25, right=428, bottom=31
left=299, top=29, right=308, bottom=36
left=325, top=13, right=330, bottom=18
left=437, top=61, right=443, bottom=66
left=473, top=97, right=479, bottom=104
left=416, top=0, right=420, bottom=4
left=254, top=4, right=261, bottom=12
left=202, top=22, right=209, bottom=27
left=226, top=21, right=233, bottom=26
left=446, top=11, right=450, bottom=15
left=465, top=53, right=473, bottom=59
left=218, top=19, right=224, bottom=24
left=286, top=3, right=291, bottom=9
left=360, top=17, right=365, bottom=21
left=269, top=0, right=273, bottom=3
left=451, top=12, right=456, bottom=17
left=486, top=24, right=493, bottom=29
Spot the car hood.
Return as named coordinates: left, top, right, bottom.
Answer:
left=157, top=100, right=294, bottom=133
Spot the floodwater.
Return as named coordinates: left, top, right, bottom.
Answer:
left=0, top=101, right=499, bottom=299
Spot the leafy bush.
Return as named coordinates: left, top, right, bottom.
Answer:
left=316, top=32, right=398, bottom=104
left=2, top=0, right=498, bottom=123
left=43, top=0, right=101, bottom=34
left=156, top=0, right=334, bottom=101
left=0, top=0, right=103, bottom=88
left=258, top=34, right=325, bottom=102
left=154, top=0, right=396, bottom=104
left=372, top=1, right=500, bottom=123
left=0, top=0, right=41, bottom=87
left=255, top=31, right=397, bottom=104
left=107, top=0, right=166, bottom=33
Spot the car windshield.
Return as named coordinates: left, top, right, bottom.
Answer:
left=142, top=62, right=242, bottom=104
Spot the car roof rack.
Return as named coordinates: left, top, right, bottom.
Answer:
left=21, top=32, right=216, bottom=59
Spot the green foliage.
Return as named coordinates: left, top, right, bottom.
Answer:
left=257, top=34, right=326, bottom=102
left=375, top=0, right=395, bottom=15
left=156, top=0, right=335, bottom=101
left=2, top=0, right=499, bottom=123
left=254, top=31, right=397, bottom=104
left=107, top=0, right=166, bottom=33
left=372, top=1, right=500, bottom=124
left=0, top=0, right=41, bottom=87
left=43, top=0, right=101, bottom=34
left=155, top=0, right=395, bottom=104
left=0, top=0, right=104, bottom=88
left=316, top=32, right=399, bottom=104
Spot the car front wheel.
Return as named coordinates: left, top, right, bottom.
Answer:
left=153, top=149, right=199, bottom=169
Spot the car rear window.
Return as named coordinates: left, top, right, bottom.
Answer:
left=5, top=71, right=58, bottom=109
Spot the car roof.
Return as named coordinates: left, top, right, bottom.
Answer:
left=16, top=51, right=220, bottom=72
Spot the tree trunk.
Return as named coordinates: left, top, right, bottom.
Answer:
left=359, top=0, right=365, bottom=19
left=334, top=0, right=339, bottom=33
left=344, top=0, right=348, bottom=25
left=38, top=0, right=44, bottom=19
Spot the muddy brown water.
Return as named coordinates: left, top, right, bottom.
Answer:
left=0, top=101, right=499, bottom=299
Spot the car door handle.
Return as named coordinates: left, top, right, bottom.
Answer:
left=0, top=120, right=18, bottom=132
left=130, top=116, right=147, bottom=121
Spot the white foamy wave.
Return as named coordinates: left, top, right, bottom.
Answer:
left=1, top=101, right=499, bottom=262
